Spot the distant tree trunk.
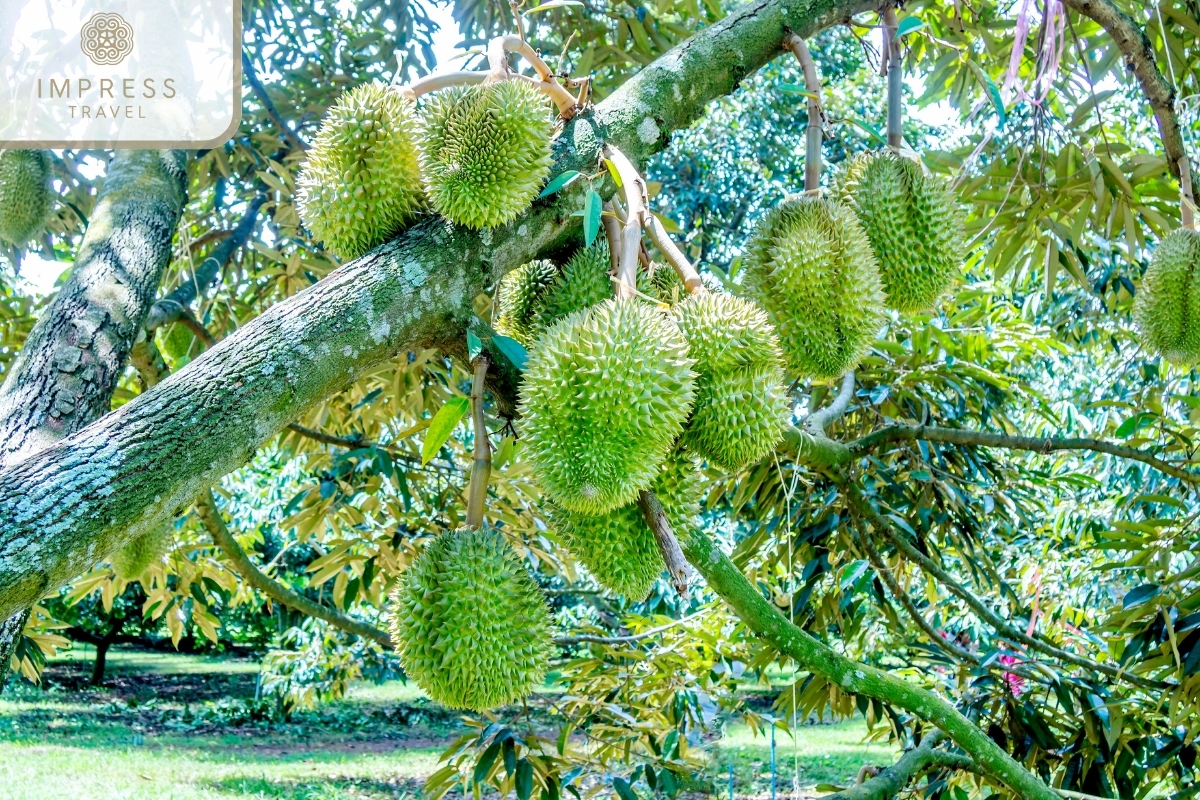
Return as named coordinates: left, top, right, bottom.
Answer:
left=90, top=616, right=125, bottom=687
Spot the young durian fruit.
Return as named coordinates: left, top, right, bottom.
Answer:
left=743, top=196, right=886, bottom=379
left=537, top=240, right=612, bottom=323
left=648, top=263, right=685, bottom=306
left=111, top=524, right=172, bottom=581
left=495, top=259, right=559, bottom=346
left=419, top=80, right=553, bottom=229
left=297, top=82, right=424, bottom=261
left=1133, top=228, right=1200, bottom=365
left=838, top=151, right=962, bottom=313
left=547, top=449, right=701, bottom=600
left=518, top=298, right=696, bottom=515
left=0, top=150, right=53, bottom=245
left=673, top=293, right=791, bottom=470
left=390, top=526, right=552, bottom=711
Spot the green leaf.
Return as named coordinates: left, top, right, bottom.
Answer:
left=968, top=62, right=1006, bottom=128
left=895, top=16, right=924, bottom=38
left=467, top=331, right=482, bottom=362
left=492, top=335, right=528, bottom=372
left=778, top=83, right=817, bottom=99
left=421, top=397, right=470, bottom=465
left=524, top=0, right=583, bottom=14
left=1122, top=583, right=1160, bottom=610
left=538, top=170, right=581, bottom=198
left=515, top=759, right=534, bottom=800
left=583, top=189, right=602, bottom=246
left=474, top=741, right=502, bottom=786
left=603, top=158, right=623, bottom=188
left=612, top=777, right=638, bottom=800
left=842, top=116, right=886, bottom=144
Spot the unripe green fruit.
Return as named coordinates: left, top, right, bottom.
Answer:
left=743, top=196, right=885, bottom=379
left=1134, top=228, right=1200, bottom=365
left=548, top=450, right=701, bottom=599
left=0, top=150, right=53, bottom=245
left=539, top=241, right=612, bottom=323
left=673, top=293, right=791, bottom=470
left=390, top=526, right=552, bottom=711
left=496, top=259, right=559, bottom=346
left=519, top=298, right=696, bottom=514
left=297, top=83, right=424, bottom=260
left=111, top=525, right=172, bottom=581
left=838, top=151, right=961, bottom=313
left=419, top=80, right=553, bottom=229
left=649, top=263, right=685, bottom=306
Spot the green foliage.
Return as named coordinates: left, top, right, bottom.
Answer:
left=0, top=150, right=52, bottom=245
left=110, top=524, right=173, bottom=581
left=518, top=298, right=696, bottom=514
left=297, top=82, right=424, bottom=260
left=743, top=196, right=885, bottom=379
left=419, top=80, right=554, bottom=229
left=390, top=526, right=552, bottom=711
left=1133, top=228, right=1200, bottom=365
left=839, top=151, right=961, bottom=312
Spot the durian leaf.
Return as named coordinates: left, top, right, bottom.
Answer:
left=612, top=776, right=639, bottom=800
left=538, top=170, right=582, bottom=198
left=524, top=0, right=583, bottom=14
left=894, top=16, right=924, bottom=38
left=778, top=84, right=818, bottom=99
left=603, top=159, right=623, bottom=188
left=515, top=759, right=534, bottom=800
left=967, top=62, right=1006, bottom=128
left=492, top=334, right=529, bottom=372
left=467, top=331, right=483, bottom=362
left=583, top=189, right=602, bottom=246
left=840, top=116, right=886, bottom=145
left=422, top=397, right=470, bottom=465
left=474, top=740, right=502, bottom=785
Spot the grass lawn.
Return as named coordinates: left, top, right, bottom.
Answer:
left=1, top=647, right=896, bottom=799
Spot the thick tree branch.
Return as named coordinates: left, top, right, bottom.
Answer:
left=637, top=490, right=690, bottom=596
left=680, top=531, right=1057, bottom=799
left=826, top=732, right=975, bottom=800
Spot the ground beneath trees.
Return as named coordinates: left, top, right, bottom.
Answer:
left=0, top=647, right=894, bottom=800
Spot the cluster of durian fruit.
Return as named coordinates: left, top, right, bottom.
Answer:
left=297, top=79, right=554, bottom=260
left=0, top=150, right=53, bottom=246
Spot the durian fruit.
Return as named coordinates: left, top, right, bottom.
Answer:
left=1133, top=228, right=1200, bottom=365
left=111, top=524, right=172, bottom=581
left=297, top=82, right=424, bottom=260
left=419, top=80, right=553, bottom=229
left=548, top=450, right=701, bottom=600
left=0, top=150, right=53, bottom=245
left=838, top=151, right=962, bottom=313
left=673, top=293, right=791, bottom=470
left=519, top=298, right=696, bottom=515
left=538, top=240, right=612, bottom=323
left=390, top=526, right=552, bottom=711
left=743, top=196, right=886, bottom=379
left=648, top=263, right=685, bottom=306
left=495, top=259, right=559, bottom=345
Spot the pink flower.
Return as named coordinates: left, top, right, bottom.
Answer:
left=999, top=654, right=1026, bottom=697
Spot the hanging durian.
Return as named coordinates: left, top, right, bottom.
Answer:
left=1133, top=228, right=1200, bottom=365
left=390, top=525, right=552, bottom=711
left=743, top=196, right=886, bottom=379
left=518, top=298, right=696, bottom=515
left=111, top=524, right=172, bottom=581
left=538, top=240, right=613, bottom=323
left=548, top=449, right=701, bottom=599
left=495, top=259, right=559, bottom=345
left=420, top=80, right=553, bottom=229
left=838, top=151, right=961, bottom=313
left=673, top=293, right=791, bottom=470
left=297, top=82, right=424, bottom=261
left=0, top=150, right=53, bottom=245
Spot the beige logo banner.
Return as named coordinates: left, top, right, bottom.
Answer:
left=0, top=1, right=241, bottom=148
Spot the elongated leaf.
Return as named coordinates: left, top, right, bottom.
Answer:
left=968, top=62, right=1006, bottom=128
left=467, top=331, right=483, bottom=362
left=515, top=759, right=534, bottom=800
left=524, top=0, right=583, bottom=13
left=895, top=16, right=924, bottom=38
left=492, top=334, right=528, bottom=372
left=538, top=170, right=581, bottom=198
left=1122, top=583, right=1160, bottom=610
left=583, top=189, right=602, bottom=246
left=612, top=777, right=638, bottom=800
left=421, top=397, right=470, bottom=465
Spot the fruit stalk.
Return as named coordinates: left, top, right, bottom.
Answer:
left=396, top=71, right=488, bottom=100
left=602, top=145, right=646, bottom=299
left=644, top=213, right=705, bottom=294
left=882, top=6, right=903, bottom=150
left=465, top=354, right=492, bottom=530
left=1181, top=156, right=1196, bottom=230
left=637, top=490, right=689, bottom=597
left=783, top=33, right=823, bottom=193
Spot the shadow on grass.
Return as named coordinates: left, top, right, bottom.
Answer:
left=207, top=775, right=429, bottom=799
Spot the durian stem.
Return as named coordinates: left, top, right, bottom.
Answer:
left=882, top=7, right=903, bottom=150
left=602, top=145, right=647, bottom=299
left=466, top=355, right=492, bottom=530
left=602, top=201, right=623, bottom=273
left=506, top=73, right=581, bottom=120
left=397, top=71, right=488, bottom=100
left=644, top=213, right=706, bottom=295
left=637, top=490, right=690, bottom=597
left=1181, top=156, right=1196, bottom=230
left=487, top=35, right=580, bottom=118
left=805, top=370, right=855, bottom=436
left=783, top=33, right=823, bottom=194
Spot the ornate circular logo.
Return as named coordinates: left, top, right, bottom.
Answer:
left=80, top=13, right=135, bottom=66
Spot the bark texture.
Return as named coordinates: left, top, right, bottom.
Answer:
left=0, top=0, right=878, bottom=621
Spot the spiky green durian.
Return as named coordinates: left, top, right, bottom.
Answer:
left=743, top=196, right=886, bottom=379
left=1133, top=228, right=1200, bottom=365
left=419, top=80, right=553, bottom=229
left=838, top=151, right=962, bottom=313
left=519, top=298, right=696, bottom=514
left=0, top=150, right=52, bottom=245
left=496, top=259, right=559, bottom=345
left=538, top=240, right=612, bottom=323
left=111, top=525, right=172, bottom=581
left=390, top=526, right=552, bottom=711
left=673, top=293, right=791, bottom=470
left=548, top=450, right=701, bottom=599
left=297, top=82, right=424, bottom=261
left=648, top=263, right=685, bottom=306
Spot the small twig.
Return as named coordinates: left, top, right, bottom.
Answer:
left=637, top=490, right=689, bottom=597
left=242, top=52, right=307, bottom=152
left=465, top=354, right=491, bottom=530
left=1180, top=156, right=1196, bottom=230
left=554, top=609, right=712, bottom=645
left=488, top=34, right=554, bottom=81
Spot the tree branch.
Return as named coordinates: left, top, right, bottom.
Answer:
left=242, top=53, right=308, bottom=152
left=465, top=355, right=491, bottom=529
left=825, top=732, right=975, bottom=800
left=637, top=490, right=690, bottom=597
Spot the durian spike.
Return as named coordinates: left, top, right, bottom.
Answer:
left=601, top=144, right=646, bottom=299
left=637, top=490, right=690, bottom=597
left=1180, top=156, right=1196, bottom=230
left=783, top=33, right=824, bottom=195
left=396, top=71, right=487, bottom=100
left=465, top=354, right=492, bottom=530
left=882, top=6, right=904, bottom=150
